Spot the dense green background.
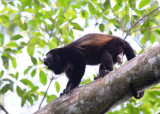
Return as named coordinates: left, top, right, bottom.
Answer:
left=0, top=0, right=160, bottom=113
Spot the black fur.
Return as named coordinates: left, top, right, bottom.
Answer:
left=44, top=33, right=144, bottom=98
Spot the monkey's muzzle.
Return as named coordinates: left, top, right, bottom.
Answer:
left=44, top=58, right=49, bottom=66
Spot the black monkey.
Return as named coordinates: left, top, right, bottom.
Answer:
left=44, top=33, right=144, bottom=98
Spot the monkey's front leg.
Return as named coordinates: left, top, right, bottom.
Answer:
left=95, top=50, right=113, bottom=80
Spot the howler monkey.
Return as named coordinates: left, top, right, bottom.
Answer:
left=44, top=33, right=144, bottom=98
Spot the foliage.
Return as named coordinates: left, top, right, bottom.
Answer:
left=0, top=0, right=160, bottom=113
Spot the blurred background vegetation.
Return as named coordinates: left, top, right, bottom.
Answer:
left=0, top=0, right=160, bottom=113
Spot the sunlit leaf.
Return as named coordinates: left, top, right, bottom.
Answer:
left=31, top=69, right=36, bottom=77
left=39, top=70, right=47, bottom=86
left=24, top=66, right=32, bottom=75
left=55, top=81, right=60, bottom=93
left=81, top=10, right=89, bottom=18
left=2, top=56, right=9, bottom=69
left=128, top=0, right=136, bottom=9
left=20, top=79, right=35, bottom=88
left=11, top=57, right=17, bottom=69
left=139, top=0, right=151, bottom=9
left=88, top=2, right=95, bottom=15
left=99, top=24, right=105, bottom=32
left=57, top=0, right=71, bottom=7
left=7, top=41, right=18, bottom=47
left=31, top=56, right=37, bottom=65
left=0, top=70, right=4, bottom=78
left=0, top=33, right=4, bottom=46
left=15, top=72, right=19, bottom=80
left=11, top=34, right=23, bottom=40
left=27, top=45, right=35, bottom=56
left=71, top=22, right=83, bottom=31
left=114, top=0, right=122, bottom=6
left=150, top=34, right=155, bottom=44
left=16, top=86, right=22, bottom=97
left=103, top=0, right=110, bottom=10
left=47, top=94, right=57, bottom=103
left=113, top=4, right=121, bottom=11
left=0, top=83, right=13, bottom=94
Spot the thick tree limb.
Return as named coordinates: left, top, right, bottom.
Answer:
left=35, top=45, right=160, bottom=114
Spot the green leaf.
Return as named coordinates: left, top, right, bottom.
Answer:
left=2, top=56, right=9, bottom=69
left=71, top=22, right=83, bottom=31
left=16, top=86, right=22, bottom=97
left=39, top=70, right=47, bottom=86
left=139, top=0, right=151, bottom=9
left=114, top=0, right=122, bottom=6
left=99, top=24, right=105, bottom=32
left=0, top=70, right=4, bottom=78
left=1, top=7, right=18, bottom=14
left=47, top=94, right=57, bottom=103
left=113, top=4, right=121, bottom=11
left=24, top=66, right=32, bottom=75
left=11, top=57, right=17, bottom=69
left=15, top=72, right=19, bottom=80
left=7, top=41, right=18, bottom=47
left=11, top=34, right=23, bottom=40
left=20, top=79, right=35, bottom=88
left=103, top=0, right=110, bottom=10
left=27, top=45, right=35, bottom=56
left=48, top=40, right=57, bottom=50
left=9, top=73, right=15, bottom=78
left=31, top=69, right=36, bottom=77
left=81, top=10, right=89, bottom=18
left=108, top=19, right=120, bottom=28
left=31, top=56, right=37, bottom=65
left=128, top=0, right=136, bottom=9
left=55, top=81, right=60, bottom=93
left=21, top=0, right=32, bottom=8
left=88, top=2, right=96, bottom=15
left=141, top=30, right=151, bottom=45
left=57, top=0, right=70, bottom=7
left=0, top=83, right=13, bottom=94
left=22, top=23, right=28, bottom=30
left=150, top=34, right=155, bottom=44
left=0, top=33, right=4, bottom=46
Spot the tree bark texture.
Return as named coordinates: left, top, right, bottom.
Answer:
left=35, top=44, right=160, bottom=114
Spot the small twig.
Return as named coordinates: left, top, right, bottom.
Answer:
left=121, top=0, right=127, bottom=38
left=125, top=0, right=127, bottom=27
left=123, top=7, right=159, bottom=39
left=0, top=103, right=9, bottom=114
left=109, top=0, right=125, bottom=31
left=143, top=10, right=160, bottom=24
left=134, top=38, right=144, bottom=50
left=131, top=26, right=160, bottom=33
left=39, top=77, right=54, bottom=109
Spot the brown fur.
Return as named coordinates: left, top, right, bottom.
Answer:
left=78, top=34, right=113, bottom=49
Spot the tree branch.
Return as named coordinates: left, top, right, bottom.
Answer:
left=39, top=77, right=54, bottom=109
left=124, top=6, right=160, bottom=39
left=131, top=26, right=160, bottom=33
left=35, top=45, right=160, bottom=114
left=0, top=103, right=9, bottom=114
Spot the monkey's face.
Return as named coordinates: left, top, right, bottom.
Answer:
left=44, top=49, right=66, bottom=75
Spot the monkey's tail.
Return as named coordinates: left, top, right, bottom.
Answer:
left=124, top=41, right=136, bottom=61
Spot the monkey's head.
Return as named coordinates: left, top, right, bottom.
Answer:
left=44, top=49, right=67, bottom=75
